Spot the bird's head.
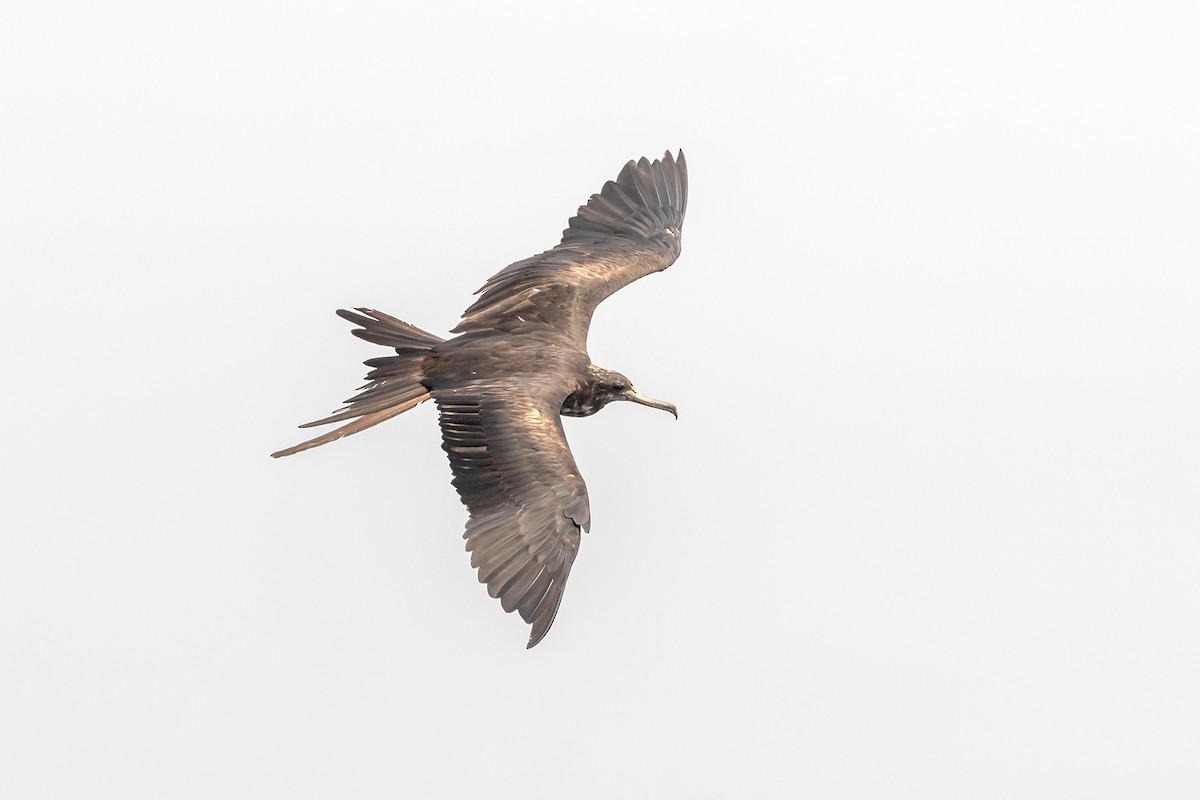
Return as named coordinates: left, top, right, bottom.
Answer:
left=561, top=366, right=678, bottom=419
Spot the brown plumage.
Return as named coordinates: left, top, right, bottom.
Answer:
left=273, top=151, right=687, bottom=647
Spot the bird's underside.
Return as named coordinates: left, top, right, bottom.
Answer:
left=273, top=150, right=687, bottom=647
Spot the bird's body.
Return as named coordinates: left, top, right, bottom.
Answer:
left=274, top=151, right=687, bottom=647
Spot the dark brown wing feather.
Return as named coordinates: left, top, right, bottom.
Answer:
left=434, top=386, right=591, bottom=648
left=452, top=150, right=687, bottom=342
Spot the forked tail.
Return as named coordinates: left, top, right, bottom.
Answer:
left=271, top=308, right=444, bottom=458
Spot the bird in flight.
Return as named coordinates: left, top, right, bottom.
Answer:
left=273, top=150, right=687, bottom=647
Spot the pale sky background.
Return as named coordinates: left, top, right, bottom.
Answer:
left=2, top=2, right=1198, bottom=797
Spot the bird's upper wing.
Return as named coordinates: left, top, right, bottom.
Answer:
left=452, top=150, right=688, bottom=343
left=434, top=383, right=591, bottom=648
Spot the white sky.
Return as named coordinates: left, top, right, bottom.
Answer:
left=2, top=2, right=1198, bottom=797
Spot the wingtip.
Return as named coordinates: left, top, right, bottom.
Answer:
left=525, top=625, right=550, bottom=649
left=523, top=582, right=566, bottom=648
left=560, top=149, right=688, bottom=246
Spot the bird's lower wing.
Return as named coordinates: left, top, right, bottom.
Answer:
left=434, top=388, right=590, bottom=648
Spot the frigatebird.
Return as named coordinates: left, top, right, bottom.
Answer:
left=273, top=150, right=687, bottom=647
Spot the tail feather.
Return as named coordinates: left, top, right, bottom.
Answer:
left=272, top=308, right=444, bottom=458
left=337, top=308, right=444, bottom=349
left=299, top=383, right=428, bottom=429
left=270, top=401, right=423, bottom=458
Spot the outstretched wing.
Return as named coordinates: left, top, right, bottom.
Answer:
left=434, top=385, right=591, bottom=648
left=453, top=150, right=688, bottom=343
